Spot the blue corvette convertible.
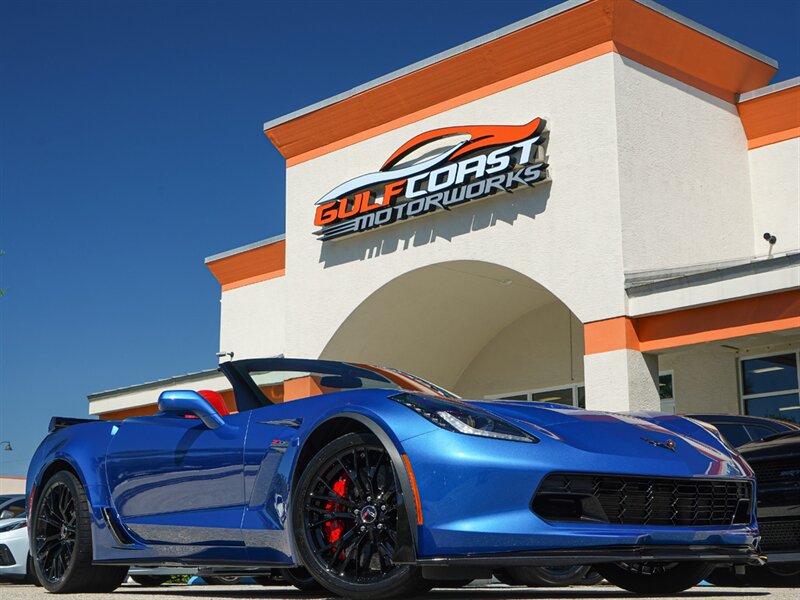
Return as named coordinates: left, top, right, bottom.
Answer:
left=27, top=358, right=760, bottom=597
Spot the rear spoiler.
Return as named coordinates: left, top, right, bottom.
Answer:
left=49, top=416, right=96, bottom=433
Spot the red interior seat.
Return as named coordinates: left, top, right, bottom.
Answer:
left=197, top=389, right=230, bottom=417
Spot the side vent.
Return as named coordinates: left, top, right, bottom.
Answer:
left=101, top=508, right=135, bottom=546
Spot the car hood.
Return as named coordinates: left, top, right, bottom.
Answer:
left=466, top=400, right=747, bottom=476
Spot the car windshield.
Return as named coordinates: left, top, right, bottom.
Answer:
left=223, top=358, right=458, bottom=409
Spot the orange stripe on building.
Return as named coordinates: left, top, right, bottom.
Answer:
left=266, top=0, right=775, bottom=166
left=585, top=289, right=800, bottom=355
left=738, top=85, right=800, bottom=149
left=206, top=239, right=286, bottom=291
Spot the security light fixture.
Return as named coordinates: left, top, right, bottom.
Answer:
left=1, top=441, right=12, bottom=451
left=763, top=232, right=777, bottom=245
left=216, top=351, right=235, bottom=360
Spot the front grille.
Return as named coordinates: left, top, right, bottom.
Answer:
left=533, top=473, right=752, bottom=527
left=760, top=519, right=800, bottom=552
left=748, top=457, right=800, bottom=490
left=0, top=544, right=14, bottom=566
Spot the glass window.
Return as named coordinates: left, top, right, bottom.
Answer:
left=742, top=354, right=798, bottom=396
left=714, top=422, right=753, bottom=448
left=745, top=393, right=800, bottom=424
left=499, top=394, right=528, bottom=401
left=741, top=353, right=800, bottom=424
left=744, top=424, right=781, bottom=443
left=659, top=373, right=675, bottom=414
left=658, top=373, right=673, bottom=400
left=576, top=386, right=586, bottom=409
left=532, top=388, right=574, bottom=405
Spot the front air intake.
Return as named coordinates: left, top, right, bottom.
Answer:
left=532, top=473, right=752, bottom=527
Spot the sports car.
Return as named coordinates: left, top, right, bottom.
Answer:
left=27, top=358, right=761, bottom=597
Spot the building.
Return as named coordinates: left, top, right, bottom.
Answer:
left=89, top=0, right=800, bottom=423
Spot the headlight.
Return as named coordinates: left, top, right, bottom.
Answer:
left=0, top=520, right=26, bottom=533
left=391, top=393, right=538, bottom=443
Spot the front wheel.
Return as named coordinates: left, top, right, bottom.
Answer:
left=278, top=566, right=324, bottom=591
left=292, top=432, right=432, bottom=599
left=31, top=470, right=129, bottom=593
left=500, top=565, right=601, bottom=587
left=130, top=574, right=170, bottom=586
left=596, top=561, right=713, bottom=594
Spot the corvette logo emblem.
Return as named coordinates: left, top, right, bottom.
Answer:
left=313, top=118, right=549, bottom=241
left=641, top=437, right=676, bottom=452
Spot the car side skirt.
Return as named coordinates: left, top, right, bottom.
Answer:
left=406, top=544, right=764, bottom=567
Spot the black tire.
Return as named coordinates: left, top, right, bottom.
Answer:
left=292, top=432, right=432, bottom=599
left=203, top=575, right=242, bottom=585
left=429, top=579, right=473, bottom=588
left=705, top=566, right=743, bottom=587
left=740, top=564, right=800, bottom=587
left=130, top=574, right=171, bottom=586
left=596, top=561, right=713, bottom=594
left=502, top=565, right=598, bottom=587
left=279, top=566, right=324, bottom=591
left=26, top=553, right=42, bottom=586
left=31, top=470, right=129, bottom=593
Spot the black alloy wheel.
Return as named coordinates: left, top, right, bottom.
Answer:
left=35, top=479, right=76, bottom=584
left=32, top=470, right=128, bottom=593
left=596, top=561, right=713, bottom=594
left=293, top=432, right=431, bottom=599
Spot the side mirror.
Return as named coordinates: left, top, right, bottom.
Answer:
left=158, top=390, right=225, bottom=430
left=0, top=509, right=14, bottom=520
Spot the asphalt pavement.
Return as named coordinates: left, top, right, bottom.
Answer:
left=0, top=581, right=795, bottom=600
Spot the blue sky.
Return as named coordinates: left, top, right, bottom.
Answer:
left=1, top=0, right=798, bottom=477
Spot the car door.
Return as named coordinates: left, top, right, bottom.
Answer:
left=104, top=409, right=249, bottom=552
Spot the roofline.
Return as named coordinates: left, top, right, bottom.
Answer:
left=88, top=368, right=221, bottom=401
left=635, top=0, right=776, bottom=69
left=204, top=233, right=286, bottom=264
left=262, top=0, right=777, bottom=132
left=738, top=76, right=800, bottom=103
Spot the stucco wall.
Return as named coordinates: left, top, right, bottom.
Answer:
left=658, top=347, right=740, bottom=414
left=749, top=138, right=800, bottom=257
left=455, top=300, right=584, bottom=399
left=219, top=276, right=286, bottom=360
left=614, top=56, right=755, bottom=273
left=283, top=54, right=625, bottom=361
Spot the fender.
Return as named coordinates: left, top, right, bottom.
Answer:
left=294, top=411, right=421, bottom=563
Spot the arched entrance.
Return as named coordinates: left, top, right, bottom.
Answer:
left=320, top=261, right=584, bottom=403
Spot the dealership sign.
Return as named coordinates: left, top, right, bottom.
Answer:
left=313, top=118, right=549, bottom=241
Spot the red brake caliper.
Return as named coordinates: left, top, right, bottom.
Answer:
left=323, top=475, right=349, bottom=548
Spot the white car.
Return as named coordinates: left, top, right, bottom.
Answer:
left=0, top=515, right=35, bottom=583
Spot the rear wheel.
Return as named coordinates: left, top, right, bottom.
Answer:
left=292, top=432, right=431, bottom=599
left=596, top=561, right=713, bottom=594
left=740, top=564, right=800, bottom=587
left=203, top=575, right=241, bottom=585
left=32, top=470, right=128, bottom=593
left=279, top=566, right=324, bottom=591
left=499, top=565, right=601, bottom=587
left=131, top=574, right=170, bottom=586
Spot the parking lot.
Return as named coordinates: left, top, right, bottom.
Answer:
left=0, top=582, right=795, bottom=600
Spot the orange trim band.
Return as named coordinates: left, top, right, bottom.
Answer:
left=401, top=454, right=423, bottom=526
left=583, top=317, right=639, bottom=355
left=747, top=126, right=800, bottom=150
left=267, top=0, right=775, bottom=165
left=585, top=290, right=800, bottom=354
left=207, top=240, right=286, bottom=291
left=284, top=42, right=614, bottom=167
left=738, top=85, right=800, bottom=149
